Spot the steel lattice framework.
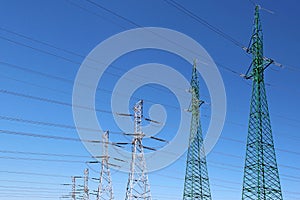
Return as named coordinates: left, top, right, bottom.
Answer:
left=97, top=131, right=114, bottom=200
left=242, top=6, right=283, bottom=200
left=125, top=100, right=152, bottom=200
left=84, top=168, right=89, bottom=200
left=183, top=61, right=212, bottom=200
left=71, top=176, right=76, bottom=200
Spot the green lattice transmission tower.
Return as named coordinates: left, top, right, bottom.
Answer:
left=241, top=6, right=283, bottom=200
left=183, top=60, right=212, bottom=200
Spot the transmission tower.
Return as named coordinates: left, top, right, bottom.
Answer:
left=72, top=176, right=76, bottom=200
left=241, top=6, right=283, bottom=200
left=69, top=176, right=82, bottom=200
left=183, top=60, right=212, bottom=200
left=125, top=100, right=152, bottom=200
left=84, top=168, right=90, bottom=200
left=97, top=131, right=114, bottom=200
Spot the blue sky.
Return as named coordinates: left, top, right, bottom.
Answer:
left=0, top=0, right=300, bottom=199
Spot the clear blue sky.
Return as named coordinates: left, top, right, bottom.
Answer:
left=0, top=0, right=300, bottom=199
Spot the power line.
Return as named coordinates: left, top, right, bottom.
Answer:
left=1, top=3, right=296, bottom=80
left=0, top=155, right=85, bottom=164
left=0, top=170, right=70, bottom=178
left=0, top=128, right=299, bottom=173
left=0, top=140, right=299, bottom=173
left=78, top=0, right=246, bottom=76
left=164, top=1, right=298, bottom=73
left=0, top=129, right=116, bottom=145
left=153, top=162, right=300, bottom=186
left=210, top=150, right=300, bottom=171
left=0, top=185, right=67, bottom=192
left=87, top=0, right=293, bottom=73
left=0, top=89, right=112, bottom=114
left=0, top=23, right=245, bottom=81
left=0, top=195, right=60, bottom=199
left=82, top=0, right=297, bottom=74
left=1, top=69, right=299, bottom=133
left=0, top=73, right=71, bottom=97
left=0, top=34, right=79, bottom=64
left=0, top=29, right=196, bottom=96
left=1, top=113, right=300, bottom=158
left=151, top=169, right=300, bottom=196
left=83, top=0, right=140, bottom=28
left=83, top=0, right=245, bottom=58
left=220, top=136, right=300, bottom=156
left=0, top=89, right=184, bottom=130
left=3, top=69, right=300, bottom=140
left=161, top=145, right=300, bottom=176
left=0, top=154, right=298, bottom=197
left=1, top=83, right=300, bottom=135
left=2, top=56, right=298, bottom=121
left=0, top=149, right=91, bottom=158
left=162, top=0, right=245, bottom=48
left=3, top=22, right=291, bottom=109
left=0, top=26, right=297, bottom=122
left=0, top=115, right=122, bottom=135
left=0, top=26, right=88, bottom=59
left=1, top=89, right=300, bottom=160
left=0, top=179, right=61, bottom=186
left=0, top=60, right=189, bottom=110
left=0, top=61, right=72, bottom=83
left=65, top=0, right=129, bottom=30
left=2, top=62, right=300, bottom=132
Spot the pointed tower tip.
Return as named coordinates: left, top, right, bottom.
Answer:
left=193, top=59, right=197, bottom=67
left=255, top=5, right=260, bottom=11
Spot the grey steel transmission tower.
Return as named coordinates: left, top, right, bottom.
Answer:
left=72, top=176, right=76, bottom=200
left=125, top=100, right=152, bottom=200
left=183, top=61, right=212, bottom=200
left=84, top=168, right=89, bottom=200
left=241, top=6, right=283, bottom=200
left=97, top=131, right=114, bottom=200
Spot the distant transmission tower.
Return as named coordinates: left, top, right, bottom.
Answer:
left=183, top=60, right=212, bottom=200
left=84, top=168, right=89, bottom=200
left=125, top=100, right=152, bottom=200
left=70, top=175, right=82, bottom=200
left=72, top=176, right=76, bottom=200
left=97, top=131, right=114, bottom=200
left=241, top=6, right=283, bottom=200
